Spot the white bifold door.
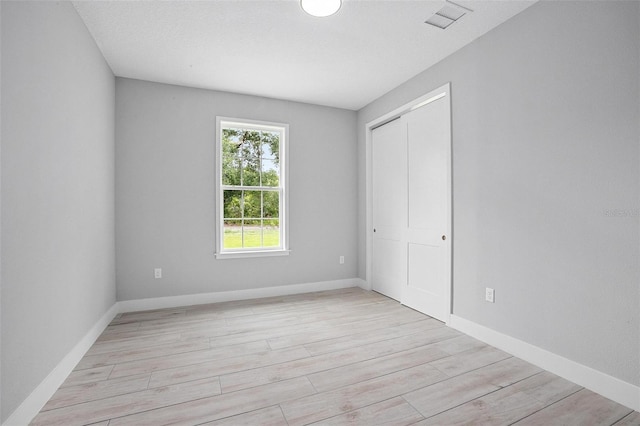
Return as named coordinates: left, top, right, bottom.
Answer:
left=371, top=87, right=451, bottom=323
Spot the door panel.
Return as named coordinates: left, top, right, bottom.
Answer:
left=401, top=94, right=451, bottom=322
left=406, top=242, right=446, bottom=316
left=407, top=102, right=449, bottom=232
left=372, top=239, right=404, bottom=301
left=371, top=119, right=406, bottom=301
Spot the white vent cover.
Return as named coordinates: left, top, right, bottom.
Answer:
left=425, top=2, right=471, bottom=29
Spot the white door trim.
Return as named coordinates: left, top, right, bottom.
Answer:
left=365, top=82, right=452, bottom=323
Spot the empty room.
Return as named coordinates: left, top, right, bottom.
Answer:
left=1, top=0, right=639, bottom=425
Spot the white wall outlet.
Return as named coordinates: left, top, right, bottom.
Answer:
left=154, top=268, right=162, bottom=279
left=485, top=287, right=495, bottom=303
left=339, top=256, right=345, bottom=264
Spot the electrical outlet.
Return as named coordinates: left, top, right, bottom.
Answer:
left=485, top=287, right=495, bottom=303
left=154, top=268, right=162, bottom=279
left=339, top=256, right=345, bottom=264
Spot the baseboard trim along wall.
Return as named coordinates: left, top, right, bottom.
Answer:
left=449, top=314, right=640, bottom=412
left=2, top=278, right=366, bottom=426
left=11, top=281, right=635, bottom=425
left=118, top=278, right=366, bottom=313
left=3, top=303, right=120, bottom=426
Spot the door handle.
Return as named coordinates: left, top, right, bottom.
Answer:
left=374, top=229, right=377, bottom=233
left=442, top=235, right=446, bottom=240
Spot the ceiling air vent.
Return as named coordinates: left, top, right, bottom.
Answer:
left=425, top=2, right=470, bottom=29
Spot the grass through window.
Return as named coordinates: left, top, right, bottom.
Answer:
left=223, top=226, right=280, bottom=249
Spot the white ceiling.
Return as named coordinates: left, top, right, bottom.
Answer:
left=73, top=0, right=536, bottom=111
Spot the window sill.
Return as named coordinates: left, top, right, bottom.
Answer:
left=215, top=249, right=291, bottom=260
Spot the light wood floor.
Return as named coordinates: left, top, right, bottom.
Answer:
left=33, top=288, right=638, bottom=425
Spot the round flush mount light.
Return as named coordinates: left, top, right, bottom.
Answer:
left=300, top=0, right=342, bottom=17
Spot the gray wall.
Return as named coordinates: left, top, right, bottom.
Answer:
left=1, top=2, right=116, bottom=421
left=0, top=1, right=3, bottom=421
left=358, top=1, right=639, bottom=387
left=115, top=78, right=358, bottom=300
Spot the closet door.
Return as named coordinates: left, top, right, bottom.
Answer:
left=401, top=94, right=451, bottom=322
left=371, top=118, right=406, bottom=301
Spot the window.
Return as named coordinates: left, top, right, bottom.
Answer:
left=215, top=118, right=289, bottom=258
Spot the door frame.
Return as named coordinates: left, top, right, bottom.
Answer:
left=365, top=82, right=453, bottom=323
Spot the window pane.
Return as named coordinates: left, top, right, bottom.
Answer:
left=263, top=191, right=279, bottom=218
left=223, top=190, right=242, bottom=219
left=241, top=131, right=261, bottom=158
left=261, top=158, right=279, bottom=187
left=241, top=156, right=260, bottom=186
left=243, top=191, right=262, bottom=219
left=263, top=219, right=280, bottom=247
left=223, top=128, right=242, bottom=145
left=242, top=219, right=262, bottom=248
left=223, top=220, right=242, bottom=249
left=261, top=131, right=279, bottom=160
left=222, top=131, right=241, bottom=186
left=222, top=154, right=241, bottom=186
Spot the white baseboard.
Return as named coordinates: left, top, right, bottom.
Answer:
left=118, top=278, right=365, bottom=313
left=3, top=303, right=120, bottom=426
left=357, top=279, right=371, bottom=291
left=449, top=314, right=640, bottom=412
left=2, top=277, right=365, bottom=425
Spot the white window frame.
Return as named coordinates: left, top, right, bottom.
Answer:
left=215, top=117, right=290, bottom=259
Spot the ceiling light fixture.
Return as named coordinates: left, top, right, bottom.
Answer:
left=300, top=0, right=342, bottom=17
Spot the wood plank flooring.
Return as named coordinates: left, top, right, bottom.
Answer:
left=32, top=288, right=638, bottom=425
